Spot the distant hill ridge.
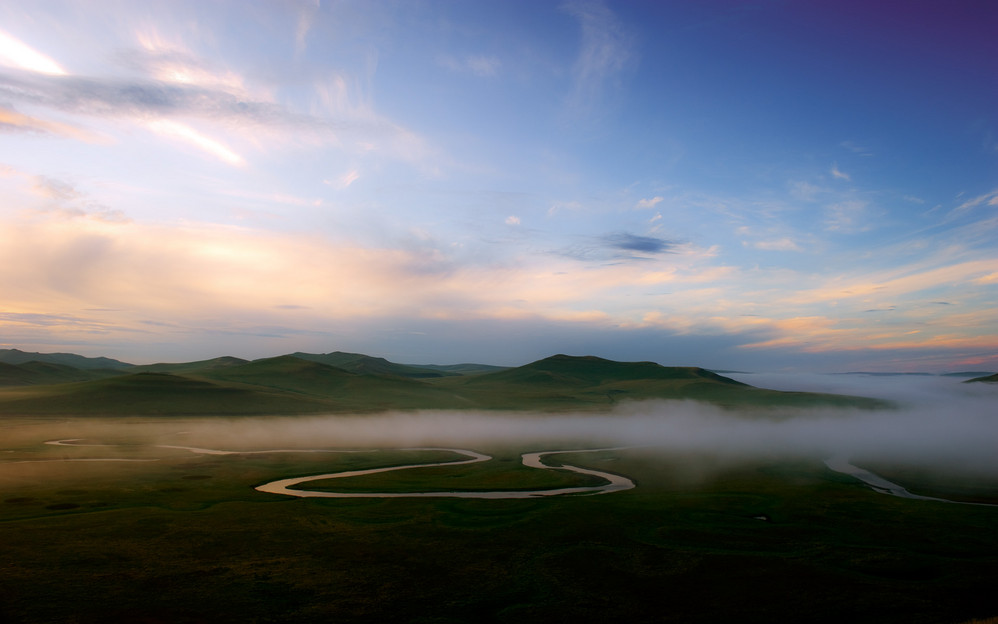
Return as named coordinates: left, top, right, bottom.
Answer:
left=0, top=361, right=121, bottom=386
left=0, top=348, right=132, bottom=370
left=291, top=351, right=459, bottom=378
left=0, top=349, right=893, bottom=415
left=135, top=356, right=249, bottom=374
left=473, top=354, right=747, bottom=386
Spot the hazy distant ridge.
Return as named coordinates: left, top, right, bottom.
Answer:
left=0, top=349, right=893, bottom=415
left=0, top=348, right=133, bottom=370
left=291, top=351, right=457, bottom=378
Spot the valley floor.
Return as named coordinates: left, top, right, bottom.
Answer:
left=1, top=416, right=997, bottom=623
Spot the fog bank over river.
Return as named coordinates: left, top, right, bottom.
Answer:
left=163, top=374, right=997, bottom=477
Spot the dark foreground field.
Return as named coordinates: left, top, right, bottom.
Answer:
left=1, top=416, right=997, bottom=624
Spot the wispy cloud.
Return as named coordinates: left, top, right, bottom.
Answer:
left=0, top=72, right=307, bottom=128
left=547, top=200, right=584, bottom=216
left=951, top=188, right=998, bottom=216
left=0, top=30, right=66, bottom=75
left=33, top=175, right=80, bottom=200
left=635, top=196, right=663, bottom=209
left=789, top=180, right=824, bottom=202
left=119, top=47, right=248, bottom=94
left=19, top=173, right=130, bottom=223
left=438, top=54, right=501, bottom=77
left=0, top=53, right=438, bottom=171
left=789, top=259, right=998, bottom=305
left=830, top=163, right=850, bottom=181
left=146, top=119, right=245, bottom=166
left=0, top=106, right=103, bottom=142
left=324, top=169, right=360, bottom=190
left=751, top=238, right=802, bottom=252
left=561, top=0, right=634, bottom=119
left=602, top=232, right=677, bottom=254
left=840, top=140, right=873, bottom=156
left=824, top=200, right=870, bottom=232
left=294, top=0, right=321, bottom=58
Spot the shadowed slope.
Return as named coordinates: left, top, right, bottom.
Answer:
left=0, top=348, right=132, bottom=370
left=189, top=355, right=474, bottom=411
left=0, top=372, right=338, bottom=415
left=133, top=356, right=250, bottom=375
left=436, top=354, right=887, bottom=410
left=0, top=356, right=478, bottom=415
left=469, top=354, right=748, bottom=386
left=0, top=361, right=124, bottom=386
left=407, top=362, right=509, bottom=375
left=291, top=351, right=455, bottom=378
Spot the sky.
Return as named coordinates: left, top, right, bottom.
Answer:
left=0, top=0, right=996, bottom=371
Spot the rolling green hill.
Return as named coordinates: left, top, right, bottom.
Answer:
left=0, top=361, right=125, bottom=387
left=965, top=373, right=998, bottom=383
left=0, top=371, right=339, bottom=415
left=433, top=354, right=887, bottom=410
left=0, top=348, right=132, bottom=370
left=133, top=356, right=250, bottom=375
left=199, top=355, right=475, bottom=410
left=291, top=351, right=457, bottom=378
left=407, top=362, right=509, bottom=375
left=466, top=354, right=747, bottom=386
left=0, top=356, right=473, bottom=416
left=0, top=351, right=890, bottom=416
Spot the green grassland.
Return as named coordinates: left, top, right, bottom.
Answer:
left=1, top=417, right=997, bottom=623
left=0, top=353, right=889, bottom=416
left=1, top=352, right=986, bottom=622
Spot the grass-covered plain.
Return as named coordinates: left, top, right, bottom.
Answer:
left=1, top=415, right=997, bottom=623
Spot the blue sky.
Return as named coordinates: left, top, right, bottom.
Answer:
left=0, top=0, right=995, bottom=371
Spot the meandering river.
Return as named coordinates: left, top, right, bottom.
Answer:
left=37, top=440, right=635, bottom=499
left=20, top=439, right=995, bottom=505
left=255, top=447, right=635, bottom=499
left=824, top=455, right=998, bottom=507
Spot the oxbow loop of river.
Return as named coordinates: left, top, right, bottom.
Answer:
left=254, top=447, right=636, bottom=499
left=39, top=440, right=635, bottom=499
left=20, top=440, right=996, bottom=506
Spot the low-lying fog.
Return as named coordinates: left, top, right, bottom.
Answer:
left=8, top=374, right=996, bottom=478
left=159, top=373, right=996, bottom=477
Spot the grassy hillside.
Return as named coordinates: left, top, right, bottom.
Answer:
left=465, top=354, right=747, bottom=386
left=0, top=352, right=890, bottom=416
left=966, top=373, right=998, bottom=384
left=291, top=351, right=455, bottom=378
left=408, top=362, right=509, bottom=375
left=133, top=356, right=249, bottom=375
left=0, top=361, right=124, bottom=387
left=0, top=372, right=341, bottom=415
left=0, top=348, right=132, bottom=370
left=199, top=355, right=472, bottom=410
left=0, top=357, right=473, bottom=416
left=434, top=354, right=887, bottom=410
